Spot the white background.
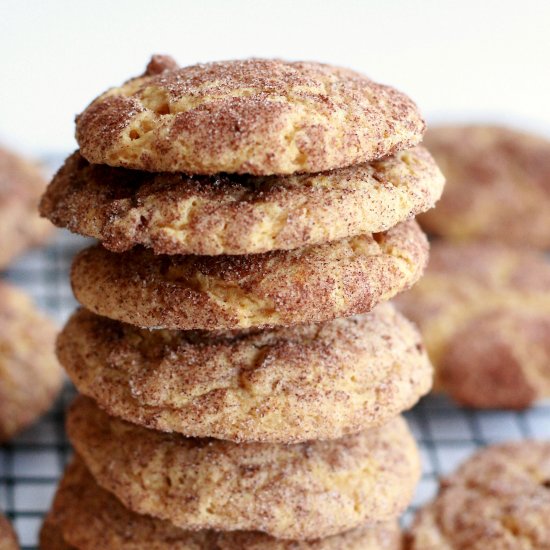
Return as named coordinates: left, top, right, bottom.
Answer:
left=0, top=0, right=549, bottom=156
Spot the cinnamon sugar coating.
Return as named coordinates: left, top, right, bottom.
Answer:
left=0, top=145, right=52, bottom=269
left=42, top=459, right=403, bottom=550
left=0, top=282, right=62, bottom=442
left=395, top=241, right=550, bottom=409
left=70, top=220, right=428, bottom=330
left=75, top=57, right=425, bottom=175
left=40, top=147, right=443, bottom=255
left=57, top=304, right=432, bottom=443
left=420, top=125, right=550, bottom=249
left=40, top=519, right=72, bottom=550
left=67, top=397, right=420, bottom=540
left=0, top=514, right=18, bottom=550
left=408, top=441, right=550, bottom=549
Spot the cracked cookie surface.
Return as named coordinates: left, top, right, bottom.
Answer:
left=41, top=147, right=443, bottom=255
left=57, top=303, right=432, bottom=443
left=42, top=458, right=403, bottom=550
left=408, top=441, right=550, bottom=550
left=71, top=219, right=428, bottom=330
left=67, top=397, right=420, bottom=541
left=75, top=56, right=425, bottom=175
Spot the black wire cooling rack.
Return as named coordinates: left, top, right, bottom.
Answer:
left=1, top=163, right=549, bottom=548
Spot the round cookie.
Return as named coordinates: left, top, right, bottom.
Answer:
left=0, top=145, right=52, bottom=269
left=42, top=459, right=403, bottom=550
left=40, top=146, right=443, bottom=256
left=0, top=282, right=62, bottom=442
left=71, top=219, right=428, bottom=330
left=67, top=397, right=420, bottom=540
left=57, top=303, right=433, bottom=443
left=0, top=514, right=18, bottom=550
left=408, top=441, right=550, bottom=549
left=419, top=125, right=550, bottom=249
left=75, top=56, right=425, bottom=175
left=395, top=241, right=550, bottom=409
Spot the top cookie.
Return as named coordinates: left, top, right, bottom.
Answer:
left=75, top=56, right=425, bottom=175
left=408, top=441, right=550, bottom=549
left=0, top=145, right=53, bottom=269
left=420, top=125, right=550, bottom=249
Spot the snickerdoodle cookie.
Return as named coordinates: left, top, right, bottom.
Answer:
left=0, top=145, right=52, bottom=269
left=75, top=56, right=425, bottom=175
left=71, top=220, right=428, bottom=330
left=57, top=303, right=432, bottom=443
left=40, top=519, right=71, bottom=550
left=395, top=241, right=550, bottom=409
left=42, top=459, right=403, bottom=550
left=67, top=397, right=420, bottom=540
left=420, top=125, right=550, bottom=249
left=40, top=147, right=443, bottom=256
left=408, top=441, right=550, bottom=549
left=0, top=282, right=62, bottom=442
left=0, top=514, right=17, bottom=550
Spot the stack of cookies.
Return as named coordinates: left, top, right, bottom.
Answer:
left=39, top=57, right=444, bottom=548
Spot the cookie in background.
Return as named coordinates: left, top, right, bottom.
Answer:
left=0, top=513, right=18, bottom=550
left=395, top=241, right=550, bottom=409
left=407, top=440, right=550, bottom=549
left=56, top=303, right=432, bottom=443
left=419, top=125, right=550, bottom=250
left=0, top=144, right=53, bottom=270
left=0, top=281, right=62, bottom=442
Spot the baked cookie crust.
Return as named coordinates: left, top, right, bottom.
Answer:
left=40, top=147, right=443, bottom=255
left=420, top=125, right=550, bottom=249
left=75, top=56, right=425, bottom=175
left=396, top=241, right=550, bottom=409
left=0, top=513, right=18, bottom=550
left=408, top=441, right=550, bottom=549
left=67, top=397, right=420, bottom=541
left=0, top=282, right=62, bottom=442
left=71, top=220, right=428, bottom=330
left=42, top=459, right=403, bottom=550
left=57, top=304, right=432, bottom=443
left=0, top=145, right=52, bottom=269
